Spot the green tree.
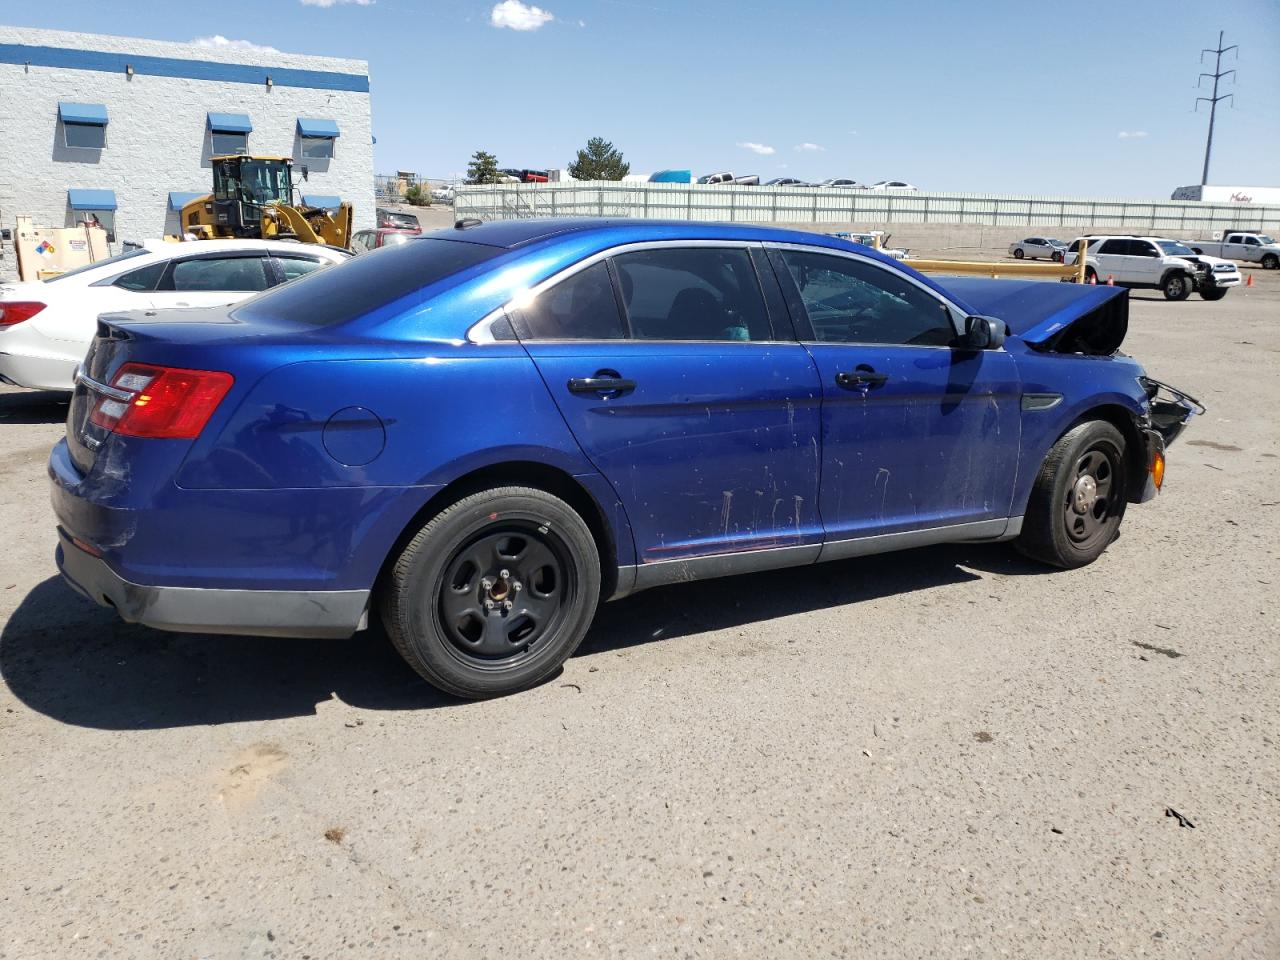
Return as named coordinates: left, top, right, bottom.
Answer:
left=567, top=136, right=630, bottom=181
left=466, top=150, right=501, bottom=185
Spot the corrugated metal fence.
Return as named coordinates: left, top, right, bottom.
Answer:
left=455, top=181, right=1280, bottom=233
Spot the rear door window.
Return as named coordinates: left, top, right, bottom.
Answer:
left=514, top=261, right=625, bottom=340
left=164, top=256, right=270, bottom=292
left=112, top=261, right=167, bottom=292
left=1097, top=239, right=1129, bottom=255
left=272, top=255, right=328, bottom=284
left=612, top=247, right=772, bottom=341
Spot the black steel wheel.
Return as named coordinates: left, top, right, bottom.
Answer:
left=1061, top=447, right=1118, bottom=553
left=1199, top=287, right=1229, bottom=301
left=381, top=486, right=600, bottom=698
left=437, top=522, right=574, bottom=667
left=1162, top=272, right=1191, bottom=301
left=1017, top=421, right=1128, bottom=569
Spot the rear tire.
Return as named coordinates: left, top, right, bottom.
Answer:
left=1262, top=254, right=1279, bottom=270
left=1199, top=287, right=1229, bottom=301
left=1017, top=421, right=1129, bottom=569
left=381, top=486, right=601, bottom=699
left=1013, top=248, right=1025, bottom=259
left=1162, top=272, right=1192, bottom=301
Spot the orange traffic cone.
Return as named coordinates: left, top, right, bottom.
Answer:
left=1246, top=273, right=1255, bottom=288
left=1106, top=275, right=1115, bottom=286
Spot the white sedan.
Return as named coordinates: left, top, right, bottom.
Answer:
left=868, top=180, right=918, bottom=192
left=0, top=239, right=348, bottom=391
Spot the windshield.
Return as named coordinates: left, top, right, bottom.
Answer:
left=1258, top=235, right=1275, bottom=245
left=42, top=248, right=151, bottom=283
left=214, top=159, right=291, bottom=205
left=1046, top=239, right=1064, bottom=246
left=1158, top=240, right=1195, bottom=256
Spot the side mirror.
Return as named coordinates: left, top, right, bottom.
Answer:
left=963, top=315, right=1006, bottom=350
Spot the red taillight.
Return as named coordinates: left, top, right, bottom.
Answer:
left=88, top=362, right=234, bottom=439
left=0, top=301, right=46, bottom=327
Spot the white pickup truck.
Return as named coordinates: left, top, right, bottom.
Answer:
left=1189, top=232, right=1280, bottom=269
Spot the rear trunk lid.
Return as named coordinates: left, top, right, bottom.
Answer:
left=65, top=306, right=325, bottom=476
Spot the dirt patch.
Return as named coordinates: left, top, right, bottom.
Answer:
left=218, top=742, right=287, bottom=810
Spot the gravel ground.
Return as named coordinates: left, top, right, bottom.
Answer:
left=0, top=263, right=1276, bottom=960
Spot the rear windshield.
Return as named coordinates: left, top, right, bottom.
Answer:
left=232, top=237, right=502, bottom=327
left=43, top=248, right=150, bottom=283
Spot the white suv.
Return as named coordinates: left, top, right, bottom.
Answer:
left=1064, top=235, right=1241, bottom=301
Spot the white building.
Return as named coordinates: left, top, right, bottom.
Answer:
left=0, top=25, right=374, bottom=249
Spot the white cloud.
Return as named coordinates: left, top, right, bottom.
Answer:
left=491, top=1, right=555, bottom=30
left=737, top=141, right=775, bottom=155
left=1118, top=130, right=1148, bottom=139
left=191, top=35, right=280, bottom=54
left=794, top=142, right=825, bottom=152
left=300, top=0, right=375, bottom=7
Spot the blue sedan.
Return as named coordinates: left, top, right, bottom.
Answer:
left=50, top=219, right=1200, bottom=698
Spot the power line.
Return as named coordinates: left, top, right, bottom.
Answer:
left=1195, top=31, right=1237, bottom=186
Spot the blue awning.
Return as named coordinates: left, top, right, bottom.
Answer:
left=302, top=194, right=342, bottom=209
left=68, top=189, right=117, bottom=211
left=297, top=117, right=340, bottom=139
left=169, top=191, right=207, bottom=211
left=59, top=101, right=109, bottom=125
left=207, top=112, right=253, bottom=133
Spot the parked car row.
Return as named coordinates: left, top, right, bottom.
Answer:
left=701, top=174, right=918, bottom=191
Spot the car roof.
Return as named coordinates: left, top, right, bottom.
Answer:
left=427, top=217, right=885, bottom=253
left=415, top=217, right=971, bottom=314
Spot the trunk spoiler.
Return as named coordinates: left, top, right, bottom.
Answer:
left=937, top=277, right=1128, bottom=349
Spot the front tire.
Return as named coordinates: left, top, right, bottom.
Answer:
left=1162, top=272, right=1192, bottom=301
left=1017, top=421, right=1128, bottom=569
left=1262, top=254, right=1279, bottom=270
left=381, top=486, right=601, bottom=699
left=1200, top=287, right=1229, bottom=301
left=1013, top=248, right=1025, bottom=259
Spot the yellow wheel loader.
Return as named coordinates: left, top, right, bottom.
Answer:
left=179, top=156, right=353, bottom=247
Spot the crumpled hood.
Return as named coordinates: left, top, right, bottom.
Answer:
left=936, top=277, right=1127, bottom=345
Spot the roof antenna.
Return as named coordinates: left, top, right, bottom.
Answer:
left=455, top=218, right=483, bottom=230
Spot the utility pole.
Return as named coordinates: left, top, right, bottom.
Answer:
left=1196, top=31, right=1237, bottom=186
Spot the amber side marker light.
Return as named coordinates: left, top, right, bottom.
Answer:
left=1151, top=451, right=1166, bottom=491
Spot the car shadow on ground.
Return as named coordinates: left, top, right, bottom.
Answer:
left=1, top=542, right=1044, bottom=730
left=0, top=389, right=71, bottom=425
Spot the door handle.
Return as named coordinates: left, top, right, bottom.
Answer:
left=567, top=375, right=636, bottom=395
left=835, top=370, right=889, bottom=388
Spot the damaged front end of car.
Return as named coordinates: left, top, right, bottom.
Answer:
left=1132, top=377, right=1204, bottom=501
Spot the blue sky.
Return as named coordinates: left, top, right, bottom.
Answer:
left=7, top=0, right=1279, bottom=196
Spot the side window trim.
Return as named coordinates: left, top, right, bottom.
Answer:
left=763, top=242, right=966, bottom=346
left=469, top=240, right=799, bottom=345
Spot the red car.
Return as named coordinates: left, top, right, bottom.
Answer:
left=349, top=228, right=418, bottom=254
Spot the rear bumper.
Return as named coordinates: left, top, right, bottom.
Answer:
left=56, top=529, right=370, bottom=639
left=0, top=350, right=78, bottom=391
